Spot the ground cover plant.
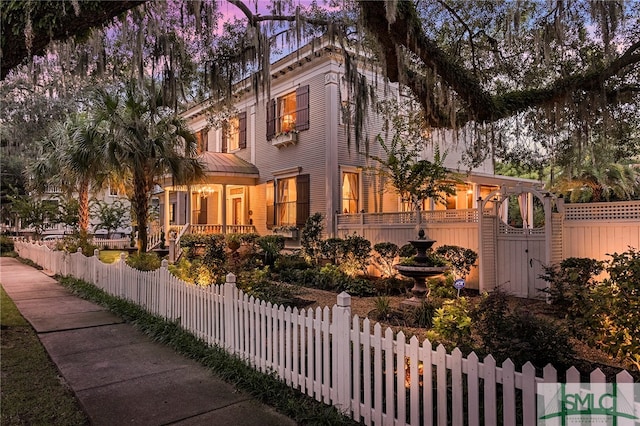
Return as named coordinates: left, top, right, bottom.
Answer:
left=0, top=286, right=88, bottom=425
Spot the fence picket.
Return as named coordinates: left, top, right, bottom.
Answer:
left=14, top=240, right=637, bottom=426
left=467, top=352, right=480, bottom=426
left=483, top=355, right=497, bottom=426
left=502, top=359, right=516, bottom=425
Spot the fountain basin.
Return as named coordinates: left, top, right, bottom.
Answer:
left=394, top=265, right=448, bottom=278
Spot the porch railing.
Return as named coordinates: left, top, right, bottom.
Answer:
left=190, top=224, right=257, bottom=235
left=337, top=209, right=479, bottom=226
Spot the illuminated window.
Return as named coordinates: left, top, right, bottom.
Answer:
left=266, top=86, right=309, bottom=140
left=278, top=92, right=297, bottom=133
left=222, top=113, right=246, bottom=152
left=266, top=174, right=310, bottom=228
left=277, top=177, right=297, bottom=225
left=341, top=172, right=359, bottom=213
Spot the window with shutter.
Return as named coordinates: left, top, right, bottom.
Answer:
left=269, top=173, right=310, bottom=227
left=266, top=85, right=310, bottom=139
left=238, top=111, right=247, bottom=149
left=295, top=85, right=309, bottom=131
left=295, top=174, right=310, bottom=227
left=266, top=180, right=275, bottom=229
left=266, top=99, right=276, bottom=140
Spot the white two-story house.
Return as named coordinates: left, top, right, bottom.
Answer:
left=160, top=39, right=546, bottom=293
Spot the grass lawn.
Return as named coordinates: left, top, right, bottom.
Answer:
left=99, top=250, right=126, bottom=264
left=0, top=286, right=88, bottom=425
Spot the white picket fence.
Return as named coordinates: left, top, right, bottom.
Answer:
left=14, top=241, right=639, bottom=426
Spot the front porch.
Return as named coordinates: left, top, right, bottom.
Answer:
left=159, top=152, right=260, bottom=248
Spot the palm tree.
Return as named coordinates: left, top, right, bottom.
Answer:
left=555, top=163, right=640, bottom=203
left=30, top=113, right=108, bottom=236
left=94, top=81, right=203, bottom=253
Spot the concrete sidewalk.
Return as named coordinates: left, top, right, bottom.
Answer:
left=0, top=257, right=297, bottom=426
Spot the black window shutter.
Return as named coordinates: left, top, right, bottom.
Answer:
left=239, top=111, right=247, bottom=149
left=296, top=85, right=309, bottom=131
left=296, top=174, right=310, bottom=227
left=266, top=180, right=275, bottom=229
left=221, top=123, right=228, bottom=153
left=266, top=99, right=276, bottom=140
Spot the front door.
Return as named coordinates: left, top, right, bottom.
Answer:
left=198, top=196, right=208, bottom=224
left=232, top=198, right=242, bottom=225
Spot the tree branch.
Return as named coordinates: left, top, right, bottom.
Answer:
left=1, top=1, right=146, bottom=79
left=359, top=0, right=640, bottom=128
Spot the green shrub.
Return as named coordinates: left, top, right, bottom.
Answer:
left=374, top=276, right=410, bottom=295
left=597, top=248, right=640, bottom=370
left=320, top=238, right=344, bottom=264
left=432, top=298, right=472, bottom=347
left=226, top=233, right=242, bottom=252
left=314, top=264, right=346, bottom=291
left=300, top=213, right=324, bottom=265
left=237, top=269, right=300, bottom=307
left=428, top=274, right=457, bottom=299
left=540, top=257, right=604, bottom=323
left=372, top=242, right=399, bottom=278
left=340, top=234, right=371, bottom=276
left=408, top=299, right=438, bottom=328
left=338, top=277, right=376, bottom=297
left=373, top=296, right=392, bottom=320
left=398, top=243, right=417, bottom=258
left=0, top=235, right=15, bottom=254
left=274, top=255, right=310, bottom=272
left=435, top=245, right=478, bottom=278
left=126, top=252, right=161, bottom=271
left=257, top=235, right=285, bottom=266
left=55, top=234, right=98, bottom=255
left=180, top=234, right=211, bottom=259
left=472, top=289, right=574, bottom=368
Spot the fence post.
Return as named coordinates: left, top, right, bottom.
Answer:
left=333, top=291, right=352, bottom=414
left=160, top=259, right=168, bottom=318
left=76, top=247, right=82, bottom=280
left=169, top=236, right=176, bottom=263
left=119, top=252, right=126, bottom=298
left=93, top=249, right=99, bottom=285
left=224, top=273, right=236, bottom=354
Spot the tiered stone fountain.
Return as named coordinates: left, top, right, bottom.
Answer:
left=394, top=230, right=448, bottom=306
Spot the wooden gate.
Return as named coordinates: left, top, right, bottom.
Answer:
left=479, top=188, right=553, bottom=298
left=496, top=222, right=546, bottom=298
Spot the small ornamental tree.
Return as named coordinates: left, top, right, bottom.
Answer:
left=369, top=100, right=457, bottom=233
left=373, top=242, right=399, bottom=278
left=301, top=212, right=324, bottom=266
left=10, top=196, right=59, bottom=239
left=92, top=199, right=130, bottom=239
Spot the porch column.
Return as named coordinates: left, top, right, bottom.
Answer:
left=187, top=185, right=192, bottom=224
left=543, top=193, right=553, bottom=266
left=164, top=189, right=170, bottom=243
left=527, top=192, right=534, bottom=229
left=477, top=197, right=486, bottom=293
left=471, top=183, right=479, bottom=209
left=221, top=184, right=227, bottom=234
left=325, top=70, right=340, bottom=237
